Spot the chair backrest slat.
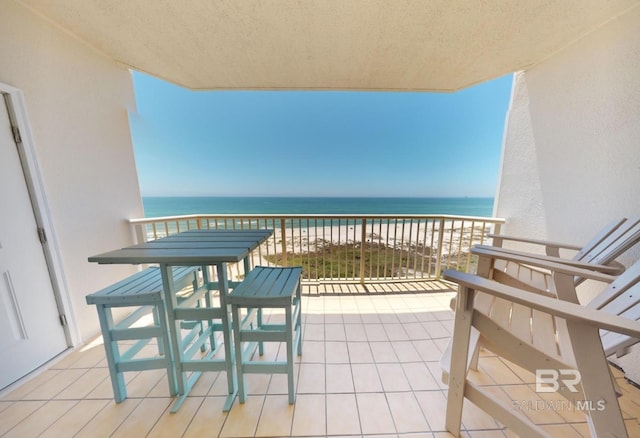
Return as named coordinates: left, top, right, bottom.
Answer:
left=577, top=216, right=640, bottom=264
left=583, top=260, right=640, bottom=356
left=574, top=218, right=628, bottom=261
left=588, top=260, right=640, bottom=311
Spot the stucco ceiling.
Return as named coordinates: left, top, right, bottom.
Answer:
left=20, top=0, right=640, bottom=91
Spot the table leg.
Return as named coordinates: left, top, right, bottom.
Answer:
left=217, top=263, right=238, bottom=411
left=162, top=261, right=245, bottom=412
left=243, top=256, right=251, bottom=276
left=202, top=266, right=217, bottom=352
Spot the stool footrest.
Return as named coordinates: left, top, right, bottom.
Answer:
left=175, top=307, right=223, bottom=320
left=239, top=330, right=287, bottom=343
left=112, top=325, right=163, bottom=341
left=182, top=358, right=226, bottom=373
left=118, top=357, right=167, bottom=373
left=258, top=323, right=287, bottom=331
left=243, top=362, right=289, bottom=374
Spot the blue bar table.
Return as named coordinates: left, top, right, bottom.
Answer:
left=89, top=228, right=273, bottom=412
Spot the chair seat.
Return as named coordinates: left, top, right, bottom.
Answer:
left=86, top=266, right=197, bottom=305
left=228, top=266, right=302, bottom=306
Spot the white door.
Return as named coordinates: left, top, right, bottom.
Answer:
left=0, top=94, right=67, bottom=390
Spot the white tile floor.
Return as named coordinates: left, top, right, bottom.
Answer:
left=1, top=282, right=639, bottom=437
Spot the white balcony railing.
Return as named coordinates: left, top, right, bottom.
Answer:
left=129, top=214, right=504, bottom=284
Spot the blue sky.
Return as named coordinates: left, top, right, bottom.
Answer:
left=129, top=72, right=513, bottom=197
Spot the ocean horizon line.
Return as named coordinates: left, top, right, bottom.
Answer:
left=142, top=195, right=494, bottom=199
left=142, top=196, right=495, bottom=218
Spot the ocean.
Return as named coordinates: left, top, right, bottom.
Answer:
left=142, top=196, right=494, bottom=218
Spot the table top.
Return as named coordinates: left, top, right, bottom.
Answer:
left=88, top=229, right=273, bottom=265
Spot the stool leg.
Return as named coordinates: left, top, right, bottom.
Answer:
left=285, top=305, right=295, bottom=404
left=96, top=305, right=126, bottom=403
left=232, top=304, right=247, bottom=403
left=217, top=265, right=236, bottom=399
left=157, top=299, right=178, bottom=397
left=201, top=292, right=211, bottom=353
left=257, top=308, right=264, bottom=356
left=202, top=267, right=217, bottom=352
left=151, top=305, right=165, bottom=356
left=296, top=282, right=303, bottom=355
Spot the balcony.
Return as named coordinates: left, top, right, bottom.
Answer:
left=2, top=1, right=639, bottom=436
left=3, top=211, right=640, bottom=436
left=2, top=282, right=640, bottom=437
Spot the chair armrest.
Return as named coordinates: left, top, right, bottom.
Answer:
left=472, top=245, right=624, bottom=276
left=486, top=233, right=583, bottom=251
left=444, top=269, right=640, bottom=338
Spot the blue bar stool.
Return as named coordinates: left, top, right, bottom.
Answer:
left=85, top=266, right=197, bottom=402
left=228, top=266, right=303, bottom=404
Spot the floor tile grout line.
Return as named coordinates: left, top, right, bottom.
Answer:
left=4, top=291, right=640, bottom=437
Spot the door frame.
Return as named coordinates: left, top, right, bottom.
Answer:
left=1, top=82, right=76, bottom=347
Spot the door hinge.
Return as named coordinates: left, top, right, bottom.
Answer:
left=59, top=314, right=68, bottom=327
left=12, top=125, right=22, bottom=144
left=37, top=227, right=47, bottom=244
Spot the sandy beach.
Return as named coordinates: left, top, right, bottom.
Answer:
left=260, top=220, right=490, bottom=255
left=143, top=217, right=496, bottom=280
left=231, top=220, right=494, bottom=280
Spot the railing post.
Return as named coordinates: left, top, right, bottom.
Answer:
left=280, top=218, right=288, bottom=266
left=131, top=222, right=148, bottom=244
left=491, top=222, right=502, bottom=246
left=435, top=218, right=445, bottom=280
left=360, top=218, right=366, bottom=285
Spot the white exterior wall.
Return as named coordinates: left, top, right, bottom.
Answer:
left=495, top=6, right=640, bottom=378
left=0, top=2, right=143, bottom=343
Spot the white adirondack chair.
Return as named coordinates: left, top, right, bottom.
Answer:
left=479, top=217, right=640, bottom=296
left=450, top=219, right=640, bottom=374
left=441, top=256, right=640, bottom=437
